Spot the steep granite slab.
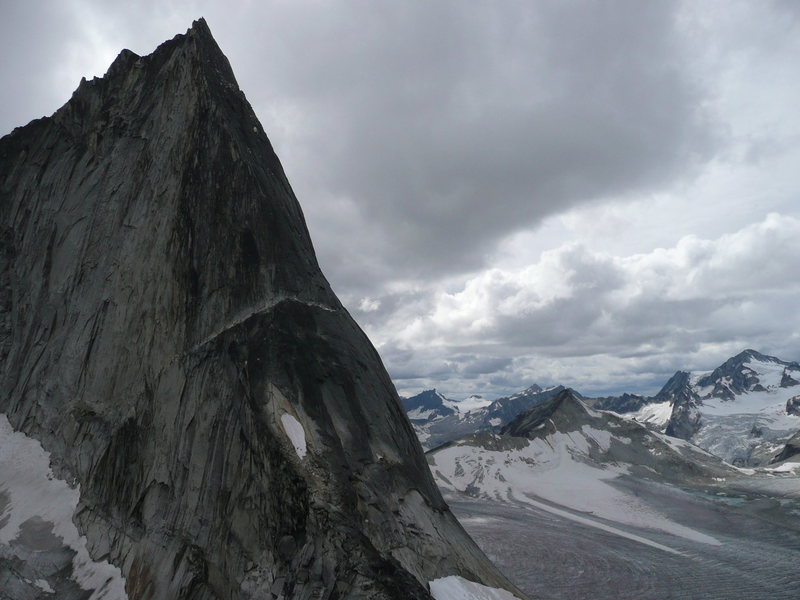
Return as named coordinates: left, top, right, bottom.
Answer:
left=0, top=19, right=523, bottom=600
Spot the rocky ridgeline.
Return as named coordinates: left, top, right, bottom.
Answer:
left=403, top=385, right=565, bottom=450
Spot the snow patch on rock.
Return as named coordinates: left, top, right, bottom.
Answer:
left=430, top=575, right=522, bottom=600
left=628, top=400, right=673, bottom=427
left=280, top=413, right=307, bottom=458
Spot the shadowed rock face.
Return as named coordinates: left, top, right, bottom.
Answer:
left=664, top=399, right=703, bottom=440
left=772, top=431, right=800, bottom=463
left=587, top=392, right=649, bottom=413
left=0, top=19, right=521, bottom=600
left=786, top=396, right=800, bottom=417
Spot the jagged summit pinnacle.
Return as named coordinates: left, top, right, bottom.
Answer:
left=16, top=16, right=256, bottom=164
left=97, top=17, right=235, bottom=87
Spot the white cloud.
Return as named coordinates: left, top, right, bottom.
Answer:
left=359, top=297, right=381, bottom=312
left=379, top=214, right=800, bottom=396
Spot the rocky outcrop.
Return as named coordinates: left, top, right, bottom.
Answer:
left=0, top=19, right=522, bottom=600
left=771, top=431, right=800, bottom=463
left=664, top=398, right=702, bottom=440
left=781, top=370, right=800, bottom=388
left=786, top=396, right=800, bottom=417
left=654, top=371, right=702, bottom=440
left=655, top=371, right=699, bottom=404
left=588, top=392, right=650, bottom=413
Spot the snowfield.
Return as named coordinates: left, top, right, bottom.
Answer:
left=429, top=428, right=720, bottom=548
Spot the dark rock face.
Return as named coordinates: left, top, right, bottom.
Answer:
left=501, top=389, right=581, bottom=437
left=587, top=392, right=650, bottom=413
left=664, top=399, right=702, bottom=440
left=655, top=371, right=698, bottom=404
left=787, top=396, right=800, bottom=417
left=771, top=431, right=800, bottom=463
left=658, top=372, right=702, bottom=439
left=781, top=370, right=800, bottom=388
left=0, top=20, right=520, bottom=600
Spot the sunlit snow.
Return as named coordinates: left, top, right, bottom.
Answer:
left=430, top=576, right=522, bottom=600
left=443, top=395, right=493, bottom=413
left=626, top=400, right=673, bottom=427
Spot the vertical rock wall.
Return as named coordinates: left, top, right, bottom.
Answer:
left=0, top=19, right=524, bottom=600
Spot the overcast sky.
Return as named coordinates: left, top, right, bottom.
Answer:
left=2, top=1, right=799, bottom=398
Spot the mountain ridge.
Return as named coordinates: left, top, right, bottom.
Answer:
left=403, top=384, right=564, bottom=449
left=404, top=349, right=800, bottom=465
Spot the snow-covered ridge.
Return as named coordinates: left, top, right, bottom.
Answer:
left=666, top=352, right=800, bottom=464
left=443, top=395, right=493, bottom=413
left=624, top=400, right=673, bottom=427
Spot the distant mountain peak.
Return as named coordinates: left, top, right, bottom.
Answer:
left=400, top=389, right=456, bottom=420
left=517, top=383, right=543, bottom=395
left=501, top=388, right=587, bottom=437
left=655, top=370, right=698, bottom=403
left=694, top=349, right=800, bottom=400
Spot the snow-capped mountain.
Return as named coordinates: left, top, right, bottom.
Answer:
left=607, top=350, right=800, bottom=465
left=403, top=385, right=564, bottom=449
left=401, top=389, right=494, bottom=421
left=404, top=350, right=800, bottom=465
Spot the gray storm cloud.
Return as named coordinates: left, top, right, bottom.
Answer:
left=2, top=1, right=799, bottom=398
